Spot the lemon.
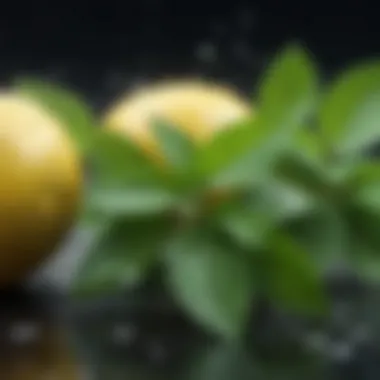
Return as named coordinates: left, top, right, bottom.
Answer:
left=0, top=92, right=82, bottom=286
left=103, top=79, right=252, bottom=161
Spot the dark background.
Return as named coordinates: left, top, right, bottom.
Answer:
left=0, top=1, right=378, bottom=109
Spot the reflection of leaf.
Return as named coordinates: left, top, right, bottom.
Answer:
left=15, top=78, right=96, bottom=155
left=187, top=344, right=261, bottom=380
left=71, top=217, right=173, bottom=297
left=260, top=359, right=327, bottom=380
left=320, top=60, right=380, bottom=155
left=164, top=231, right=255, bottom=338
left=187, top=343, right=326, bottom=380
left=265, top=233, right=328, bottom=315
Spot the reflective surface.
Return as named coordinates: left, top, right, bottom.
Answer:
left=0, top=317, right=81, bottom=379
left=2, top=289, right=380, bottom=380
left=0, top=286, right=361, bottom=380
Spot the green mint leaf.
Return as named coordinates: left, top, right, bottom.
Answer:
left=257, top=179, right=317, bottom=221
left=320, top=60, right=380, bottom=156
left=201, top=44, right=319, bottom=190
left=348, top=162, right=380, bottom=215
left=92, top=130, right=164, bottom=186
left=351, top=241, right=380, bottom=284
left=219, top=207, right=273, bottom=250
left=294, top=128, right=324, bottom=167
left=355, top=181, right=380, bottom=214
left=218, top=180, right=315, bottom=249
left=71, top=217, right=172, bottom=297
left=164, top=231, right=255, bottom=339
left=265, top=233, right=328, bottom=315
left=258, top=43, right=318, bottom=138
left=347, top=205, right=380, bottom=256
left=152, top=119, right=197, bottom=169
left=286, top=207, right=350, bottom=272
left=347, top=161, right=380, bottom=190
left=275, top=154, right=334, bottom=199
left=197, top=118, right=261, bottom=180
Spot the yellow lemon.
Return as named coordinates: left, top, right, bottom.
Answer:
left=0, top=92, right=82, bottom=286
left=103, top=79, right=252, bottom=161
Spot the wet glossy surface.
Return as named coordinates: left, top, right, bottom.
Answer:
left=0, top=320, right=81, bottom=379
left=2, top=286, right=380, bottom=380
left=0, top=312, right=327, bottom=380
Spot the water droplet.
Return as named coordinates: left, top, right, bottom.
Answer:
left=147, top=340, right=168, bottom=364
left=236, top=7, right=258, bottom=31
left=9, top=321, right=39, bottom=345
left=352, top=324, right=371, bottom=343
left=305, top=331, right=330, bottom=353
left=211, top=21, right=226, bottom=37
left=329, top=340, right=353, bottom=362
left=232, top=40, right=252, bottom=63
left=104, top=70, right=129, bottom=93
left=112, top=323, right=138, bottom=345
left=195, top=41, right=218, bottom=64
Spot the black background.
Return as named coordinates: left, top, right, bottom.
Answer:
left=0, top=1, right=378, bottom=107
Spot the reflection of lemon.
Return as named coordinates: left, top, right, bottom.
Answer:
left=0, top=93, right=82, bottom=287
left=4, top=327, right=80, bottom=380
left=103, top=80, right=252, bottom=161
